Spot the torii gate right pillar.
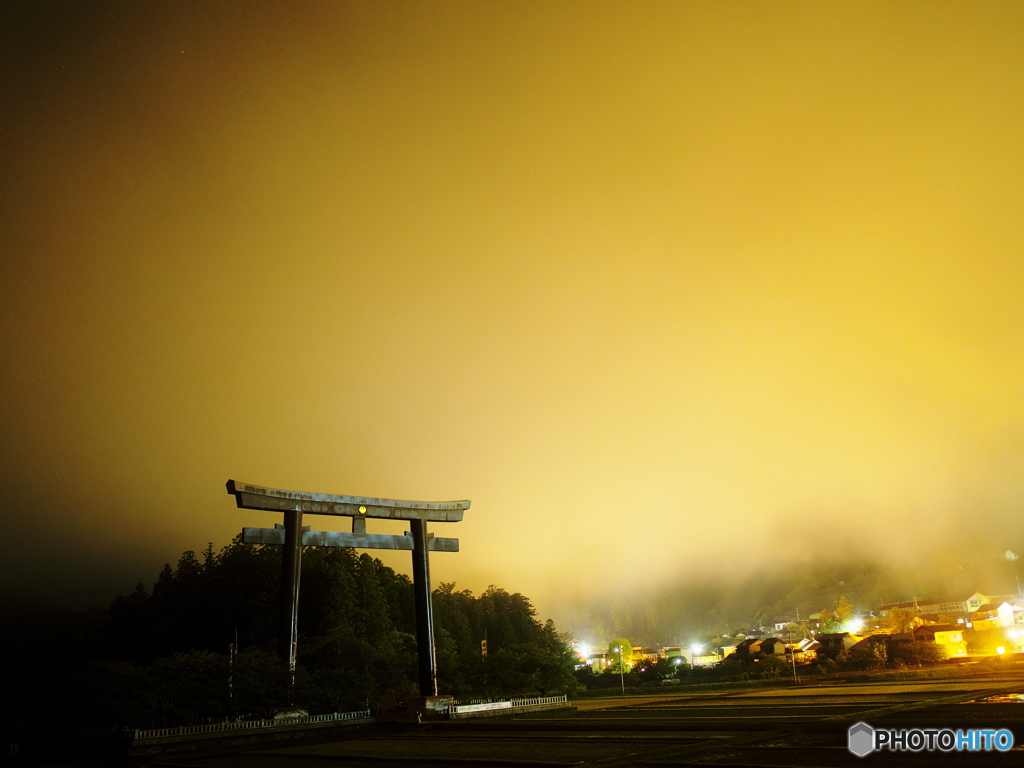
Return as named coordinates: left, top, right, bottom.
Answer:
left=279, top=508, right=303, bottom=666
left=410, top=519, right=437, bottom=696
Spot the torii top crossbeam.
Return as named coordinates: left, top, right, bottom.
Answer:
left=226, top=479, right=470, bottom=521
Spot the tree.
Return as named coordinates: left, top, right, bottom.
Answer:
left=231, top=650, right=292, bottom=718
left=754, top=654, right=790, bottom=679
left=845, top=643, right=887, bottom=671
left=636, top=657, right=676, bottom=683
left=817, top=609, right=840, bottom=634
left=815, top=658, right=838, bottom=676
left=481, top=643, right=581, bottom=697
left=886, top=607, right=915, bottom=634
left=478, top=586, right=546, bottom=653
left=835, top=596, right=854, bottom=629
left=147, top=650, right=230, bottom=726
left=889, top=641, right=946, bottom=668
left=299, top=626, right=377, bottom=712
left=817, top=597, right=853, bottom=635
left=606, top=638, right=632, bottom=671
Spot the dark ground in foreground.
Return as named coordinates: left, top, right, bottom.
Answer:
left=25, top=669, right=1024, bottom=768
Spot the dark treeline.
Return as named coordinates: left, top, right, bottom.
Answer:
left=2, top=537, right=578, bottom=731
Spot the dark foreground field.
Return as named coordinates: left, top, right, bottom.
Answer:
left=124, top=671, right=1024, bottom=767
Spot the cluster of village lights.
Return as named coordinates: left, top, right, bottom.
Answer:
left=574, top=642, right=704, bottom=668
left=572, top=618, right=1024, bottom=675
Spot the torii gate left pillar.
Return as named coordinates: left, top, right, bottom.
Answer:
left=226, top=480, right=469, bottom=699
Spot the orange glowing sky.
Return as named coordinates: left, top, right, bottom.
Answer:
left=2, top=1, right=1023, bottom=622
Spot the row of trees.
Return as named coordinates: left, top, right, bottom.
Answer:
left=827, top=641, right=947, bottom=672
left=3, top=537, right=578, bottom=730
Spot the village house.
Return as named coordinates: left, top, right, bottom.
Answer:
left=730, top=637, right=763, bottom=659
left=912, top=624, right=967, bottom=656
left=758, top=637, right=787, bottom=656
left=970, top=601, right=1020, bottom=631
left=815, top=632, right=865, bottom=659
left=789, top=637, right=818, bottom=663
left=878, top=592, right=990, bottom=619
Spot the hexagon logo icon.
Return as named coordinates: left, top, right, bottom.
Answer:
left=848, top=722, right=875, bottom=757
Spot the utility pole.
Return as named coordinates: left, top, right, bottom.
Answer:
left=616, top=646, right=625, bottom=694
left=788, top=628, right=799, bottom=686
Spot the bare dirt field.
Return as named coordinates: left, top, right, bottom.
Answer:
left=136, top=671, right=1024, bottom=768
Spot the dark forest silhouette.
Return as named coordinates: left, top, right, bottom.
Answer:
left=2, top=537, right=577, bottom=731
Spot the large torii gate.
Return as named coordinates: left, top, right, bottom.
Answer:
left=226, top=479, right=469, bottom=699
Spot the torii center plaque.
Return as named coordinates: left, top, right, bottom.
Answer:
left=226, top=479, right=470, bottom=698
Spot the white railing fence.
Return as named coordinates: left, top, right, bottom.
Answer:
left=507, top=695, right=568, bottom=708
left=133, top=709, right=370, bottom=741
left=132, top=694, right=567, bottom=738
left=451, top=695, right=567, bottom=714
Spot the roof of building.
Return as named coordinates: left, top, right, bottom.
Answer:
left=849, top=635, right=889, bottom=651
left=914, top=624, right=962, bottom=634
left=973, top=603, right=1003, bottom=613
left=916, top=613, right=966, bottom=623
